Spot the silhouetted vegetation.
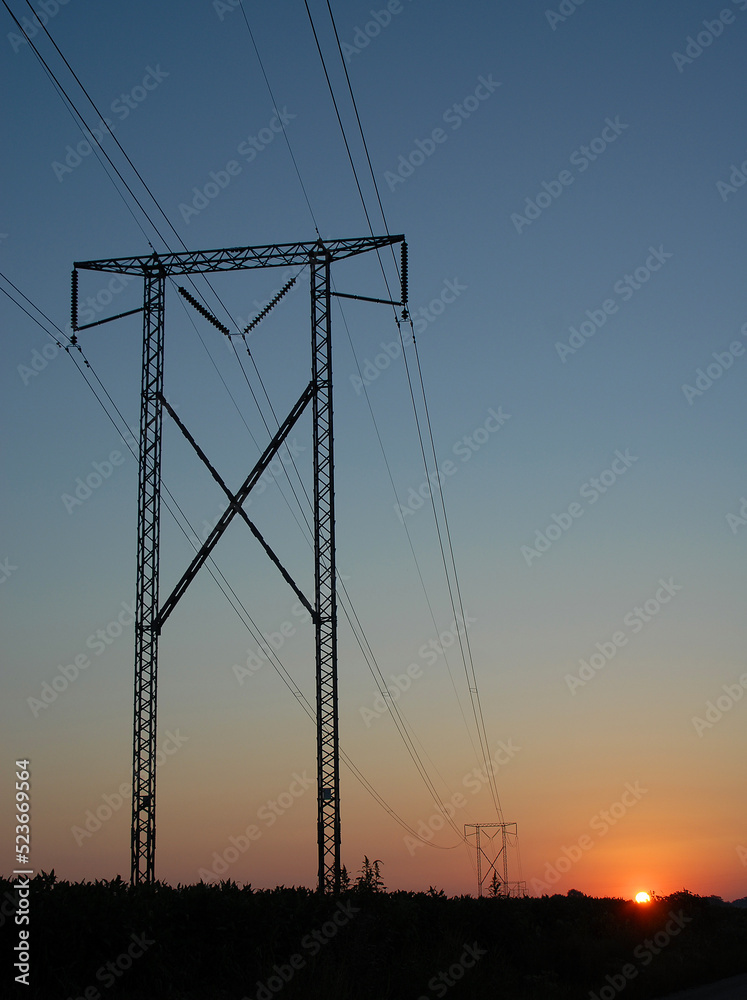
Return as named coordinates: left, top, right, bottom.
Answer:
left=3, top=872, right=746, bottom=999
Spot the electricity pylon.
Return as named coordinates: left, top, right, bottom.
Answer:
left=465, top=822, right=526, bottom=897
left=72, top=236, right=408, bottom=891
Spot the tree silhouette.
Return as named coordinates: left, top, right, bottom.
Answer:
left=354, top=856, right=385, bottom=893
left=339, top=864, right=351, bottom=891
left=488, top=870, right=502, bottom=897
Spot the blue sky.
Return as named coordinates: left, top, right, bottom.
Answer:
left=1, top=0, right=746, bottom=898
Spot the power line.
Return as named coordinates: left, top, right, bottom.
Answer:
left=234, top=5, right=482, bottom=842
left=323, top=0, right=401, bottom=281
left=302, top=0, right=381, bottom=244
left=238, top=1, right=321, bottom=237
left=1, top=270, right=441, bottom=848
left=8, top=0, right=501, bottom=859
left=7, top=0, right=327, bottom=626
left=313, top=0, right=506, bottom=820
left=15, top=0, right=182, bottom=253
left=409, top=331, right=505, bottom=819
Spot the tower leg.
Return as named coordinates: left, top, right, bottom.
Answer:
left=476, top=826, right=483, bottom=897
left=131, top=266, right=165, bottom=885
left=311, top=249, right=340, bottom=893
left=502, top=824, right=509, bottom=890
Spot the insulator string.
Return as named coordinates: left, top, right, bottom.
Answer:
left=71, top=268, right=78, bottom=338
left=400, top=241, right=408, bottom=319
left=177, top=286, right=231, bottom=337
left=244, top=274, right=297, bottom=333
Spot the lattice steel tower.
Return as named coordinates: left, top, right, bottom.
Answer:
left=465, top=822, right=526, bottom=897
left=71, top=236, right=408, bottom=891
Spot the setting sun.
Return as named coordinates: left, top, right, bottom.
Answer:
left=635, top=892, right=652, bottom=904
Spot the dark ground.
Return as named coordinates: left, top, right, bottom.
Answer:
left=652, top=973, right=747, bottom=999
left=2, top=875, right=746, bottom=1000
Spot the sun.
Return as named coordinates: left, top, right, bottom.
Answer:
left=635, top=892, right=651, bottom=904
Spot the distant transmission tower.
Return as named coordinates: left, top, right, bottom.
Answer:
left=465, top=822, right=526, bottom=897
left=71, top=236, right=408, bottom=892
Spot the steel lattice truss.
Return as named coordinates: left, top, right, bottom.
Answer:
left=311, top=251, right=339, bottom=892
left=464, top=822, right=526, bottom=898
left=72, top=236, right=405, bottom=890
left=131, top=268, right=165, bottom=883
left=75, top=236, right=400, bottom=276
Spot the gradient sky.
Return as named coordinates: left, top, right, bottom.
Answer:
left=1, top=0, right=746, bottom=900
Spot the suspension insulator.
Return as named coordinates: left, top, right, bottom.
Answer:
left=178, top=286, right=230, bottom=336
left=400, top=241, right=409, bottom=319
left=71, top=269, right=79, bottom=332
left=244, top=275, right=297, bottom=334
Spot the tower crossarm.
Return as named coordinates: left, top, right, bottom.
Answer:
left=74, top=235, right=403, bottom=277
